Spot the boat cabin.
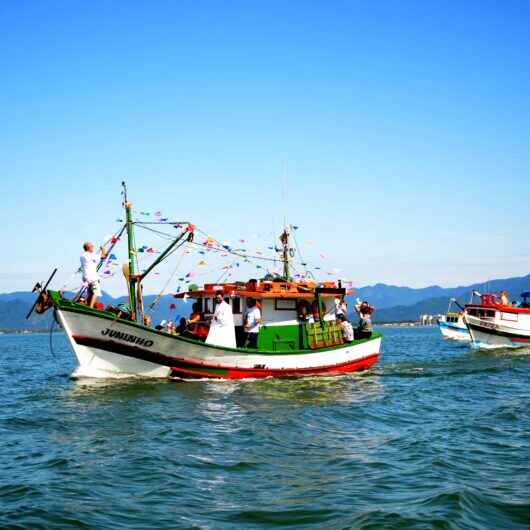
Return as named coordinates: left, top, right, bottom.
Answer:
left=444, top=312, right=462, bottom=324
left=175, top=279, right=349, bottom=350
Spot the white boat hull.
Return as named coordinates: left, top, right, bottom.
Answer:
left=438, top=320, right=470, bottom=341
left=58, top=310, right=172, bottom=378
left=57, top=308, right=381, bottom=379
left=465, top=313, right=530, bottom=350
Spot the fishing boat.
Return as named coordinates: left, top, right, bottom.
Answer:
left=464, top=291, right=530, bottom=349
left=28, top=183, right=381, bottom=379
left=437, top=298, right=470, bottom=341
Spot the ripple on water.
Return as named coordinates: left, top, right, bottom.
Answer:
left=1, top=329, right=530, bottom=529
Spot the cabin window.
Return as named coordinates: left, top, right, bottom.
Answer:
left=479, top=309, right=495, bottom=319
left=274, top=299, right=297, bottom=311
left=204, top=298, right=212, bottom=314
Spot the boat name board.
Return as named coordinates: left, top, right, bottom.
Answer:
left=474, top=320, right=496, bottom=330
left=101, top=327, right=154, bottom=347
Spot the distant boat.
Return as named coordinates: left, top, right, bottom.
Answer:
left=438, top=298, right=470, bottom=341
left=464, top=291, right=530, bottom=349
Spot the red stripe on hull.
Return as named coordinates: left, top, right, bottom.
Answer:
left=170, top=353, right=380, bottom=380
left=510, top=337, right=530, bottom=343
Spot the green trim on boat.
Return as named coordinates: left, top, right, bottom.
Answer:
left=48, top=290, right=381, bottom=356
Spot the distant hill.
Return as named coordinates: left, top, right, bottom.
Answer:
left=354, top=274, right=530, bottom=309
left=372, top=296, right=463, bottom=323
left=0, top=292, right=192, bottom=331
left=0, top=299, right=55, bottom=329
left=1, top=273, right=529, bottom=329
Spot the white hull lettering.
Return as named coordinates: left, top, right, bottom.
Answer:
left=100, top=328, right=153, bottom=347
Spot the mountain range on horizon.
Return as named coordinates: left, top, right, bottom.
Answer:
left=2, top=273, right=530, bottom=329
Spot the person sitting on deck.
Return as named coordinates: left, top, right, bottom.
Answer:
left=297, top=300, right=312, bottom=322
left=175, top=317, right=188, bottom=335
left=186, top=302, right=209, bottom=340
left=338, top=314, right=354, bottom=342
left=80, top=241, right=107, bottom=308
left=244, top=297, right=261, bottom=348
left=354, top=299, right=373, bottom=340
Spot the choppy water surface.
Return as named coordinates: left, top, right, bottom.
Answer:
left=1, top=327, right=529, bottom=529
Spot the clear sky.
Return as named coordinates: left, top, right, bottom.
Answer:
left=1, top=1, right=530, bottom=296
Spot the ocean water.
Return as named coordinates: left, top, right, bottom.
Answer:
left=1, top=327, right=529, bottom=530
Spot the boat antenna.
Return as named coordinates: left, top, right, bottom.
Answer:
left=278, top=161, right=292, bottom=280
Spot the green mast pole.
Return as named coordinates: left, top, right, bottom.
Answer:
left=279, top=227, right=290, bottom=280
left=122, top=181, right=137, bottom=320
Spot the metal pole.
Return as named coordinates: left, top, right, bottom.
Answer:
left=123, top=181, right=138, bottom=320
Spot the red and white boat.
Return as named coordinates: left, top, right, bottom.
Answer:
left=464, top=291, right=530, bottom=349
left=28, top=183, right=382, bottom=379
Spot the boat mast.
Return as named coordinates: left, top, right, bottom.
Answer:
left=122, top=181, right=139, bottom=320
left=279, top=226, right=290, bottom=280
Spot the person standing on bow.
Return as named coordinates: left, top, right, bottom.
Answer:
left=80, top=241, right=107, bottom=308
left=244, top=297, right=261, bottom=348
left=205, top=291, right=237, bottom=349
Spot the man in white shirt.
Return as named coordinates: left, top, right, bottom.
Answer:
left=205, top=291, right=237, bottom=348
left=244, top=298, right=261, bottom=348
left=80, top=241, right=107, bottom=308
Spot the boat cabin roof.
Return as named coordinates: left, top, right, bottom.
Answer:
left=175, top=280, right=349, bottom=300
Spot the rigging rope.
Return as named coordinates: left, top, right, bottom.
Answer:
left=148, top=249, right=187, bottom=311
left=133, top=221, right=320, bottom=283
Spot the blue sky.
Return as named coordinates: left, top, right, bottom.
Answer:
left=1, top=1, right=530, bottom=295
